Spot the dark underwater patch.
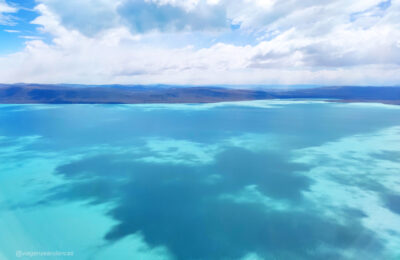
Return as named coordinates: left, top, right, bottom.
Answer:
left=384, top=193, right=400, bottom=215
left=40, top=148, right=383, bottom=260
left=215, top=148, right=312, bottom=200
left=373, top=151, right=400, bottom=162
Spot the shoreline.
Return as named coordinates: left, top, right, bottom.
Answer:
left=1, top=85, right=399, bottom=105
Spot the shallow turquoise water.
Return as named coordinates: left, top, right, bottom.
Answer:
left=0, top=101, right=399, bottom=260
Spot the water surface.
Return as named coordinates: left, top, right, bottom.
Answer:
left=0, top=101, right=399, bottom=259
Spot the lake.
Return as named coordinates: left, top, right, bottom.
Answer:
left=0, top=101, right=399, bottom=260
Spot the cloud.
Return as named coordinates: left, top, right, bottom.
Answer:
left=0, top=0, right=400, bottom=84
left=19, top=35, right=43, bottom=40
left=118, top=0, right=227, bottom=33
left=0, top=0, right=17, bottom=25
left=38, top=0, right=228, bottom=35
left=36, top=0, right=120, bottom=36
left=0, top=0, right=16, bottom=13
left=4, top=29, right=19, bottom=33
left=249, top=24, right=400, bottom=69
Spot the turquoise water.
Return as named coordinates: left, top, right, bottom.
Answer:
left=0, top=101, right=399, bottom=260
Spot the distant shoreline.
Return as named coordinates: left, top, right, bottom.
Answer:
left=1, top=84, right=399, bottom=105
left=326, top=99, right=400, bottom=106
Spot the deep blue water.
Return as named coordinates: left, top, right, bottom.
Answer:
left=0, top=101, right=399, bottom=260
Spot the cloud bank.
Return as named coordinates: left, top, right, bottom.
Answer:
left=0, top=0, right=399, bottom=85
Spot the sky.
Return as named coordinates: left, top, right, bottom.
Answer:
left=0, top=0, right=399, bottom=85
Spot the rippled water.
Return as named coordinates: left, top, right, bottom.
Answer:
left=0, top=101, right=399, bottom=260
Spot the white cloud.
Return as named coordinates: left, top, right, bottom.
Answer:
left=0, top=0, right=16, bottom=13
left=4, top=29, right=19, bottom=33
left=38, top=0, right=227, bottom=35
left=0, top=0, right=399, bottom=85
left=19, top=35, right=43, bottom=40
left=0, top=0, right=17, bottom=25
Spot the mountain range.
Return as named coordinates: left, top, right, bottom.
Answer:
left=0, top=84, right=399, bottom=104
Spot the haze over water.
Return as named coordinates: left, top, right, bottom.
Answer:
left=0, top=100, right=399, bottom=260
